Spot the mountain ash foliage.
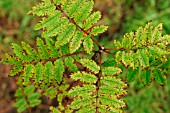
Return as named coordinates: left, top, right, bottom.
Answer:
left=1, top=0, right=170, bottom=113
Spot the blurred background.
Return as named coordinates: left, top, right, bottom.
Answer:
left=0, top=0, right=170, bottom=113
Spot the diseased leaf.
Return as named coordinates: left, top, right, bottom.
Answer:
left=79, top=58, right=100, bottom=74
left=90, top=25, right=108, bottom=36
left=34, top=11, right=61, bottom=30
left=34, top=63, right=44, bottom=83
left=69, top=85, right=95, bottom=97
left=74, top=1, right=94, bottom=23
left=44, top=61, right=53, bottom=83
left=9, top=65, right=23, bottom=76
left=83, top=11, right=101, bottom=30
left=69, top=31, right=84, bottom=53
left=70, top=71, right=97, bottom=83
left=137, top=49, right=149, bottom=68
left=56, top=23, right=76, bottom=47
left=23, top=64, right=33, bottom=85
left=54, top=59, right=64, bottom=83
left=68, top=0, right=84, bottom=18
left=102, top=67, right=122, bottom=76
left=83, top=35, right=93, bottom=54
left=65, top=56, right=78, bottom=72
left=101, top=76, right=127, bottom=88
left=42, top=17, right=69, bottom=38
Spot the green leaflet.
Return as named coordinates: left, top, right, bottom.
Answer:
left=70, top=71, right=97, bottom=83
left=56, top=23, right=76, bottom=47
left=137, top=49, right=149, bottom=68
left=135, top=26, right=143, bottom=47
left=141, top=69, right=152, bottom=85
left=14, top=99, right=28, bottom=113
left=42, top=17, right=69, bottom=38
left=69, top=96, right=96, bottom=110
left=34, top=63, right=44, bottom=84
left=99, top=86, right=126, bottom=96
left=90, top=25, right=108, bottom=36
left=121, top=51, right=130, bottom=67
left=29, top=99, right=41, bottom=107
left=67, top=0, right=84, bottom=18
left=148, top=46, right=164, bottom=60
left=160, top=60, right=170, bottom=69
left=60, top=43, right=70, bottom=54
left=23, top=64, right=33, bottom=85
left=126, top=68, right=138, bottom=83
left=102, top=59, right=117, bottom=67
left=44, top=61, right=53, bottom=84
left=102, top=67, right=122, bottom=76
left=151, top=23, right=162, bottom=44
left=83, top=11, right=101, bottom=30
left=114, top=40, right=122, bottom=49
left=74, top=1, right=94, bottom=23
left=69, top=84, right=96, bottom=97
left=99, top=96, right=125, bottom=109
left=79, top=58, right=100, bottom=74
left=46, top=38, right=59, bottom=58
left=101, top=76, right=127, bottom=88
left=64, top=56, right=78, bottom=72
left=145, top=22, right=153, bottom=44
left=69, top=31, right=84, bottom=53
left=122, top=33, right=131, bottom=49
left=54, top=59, right=64, bottom=83
left=34, top=11, right=61, bottom=30
left=83, top=35, right=93, bottom=54
left=153, top=69, right=167, bottom=85
left=36, top=38, right=50, bottom=59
